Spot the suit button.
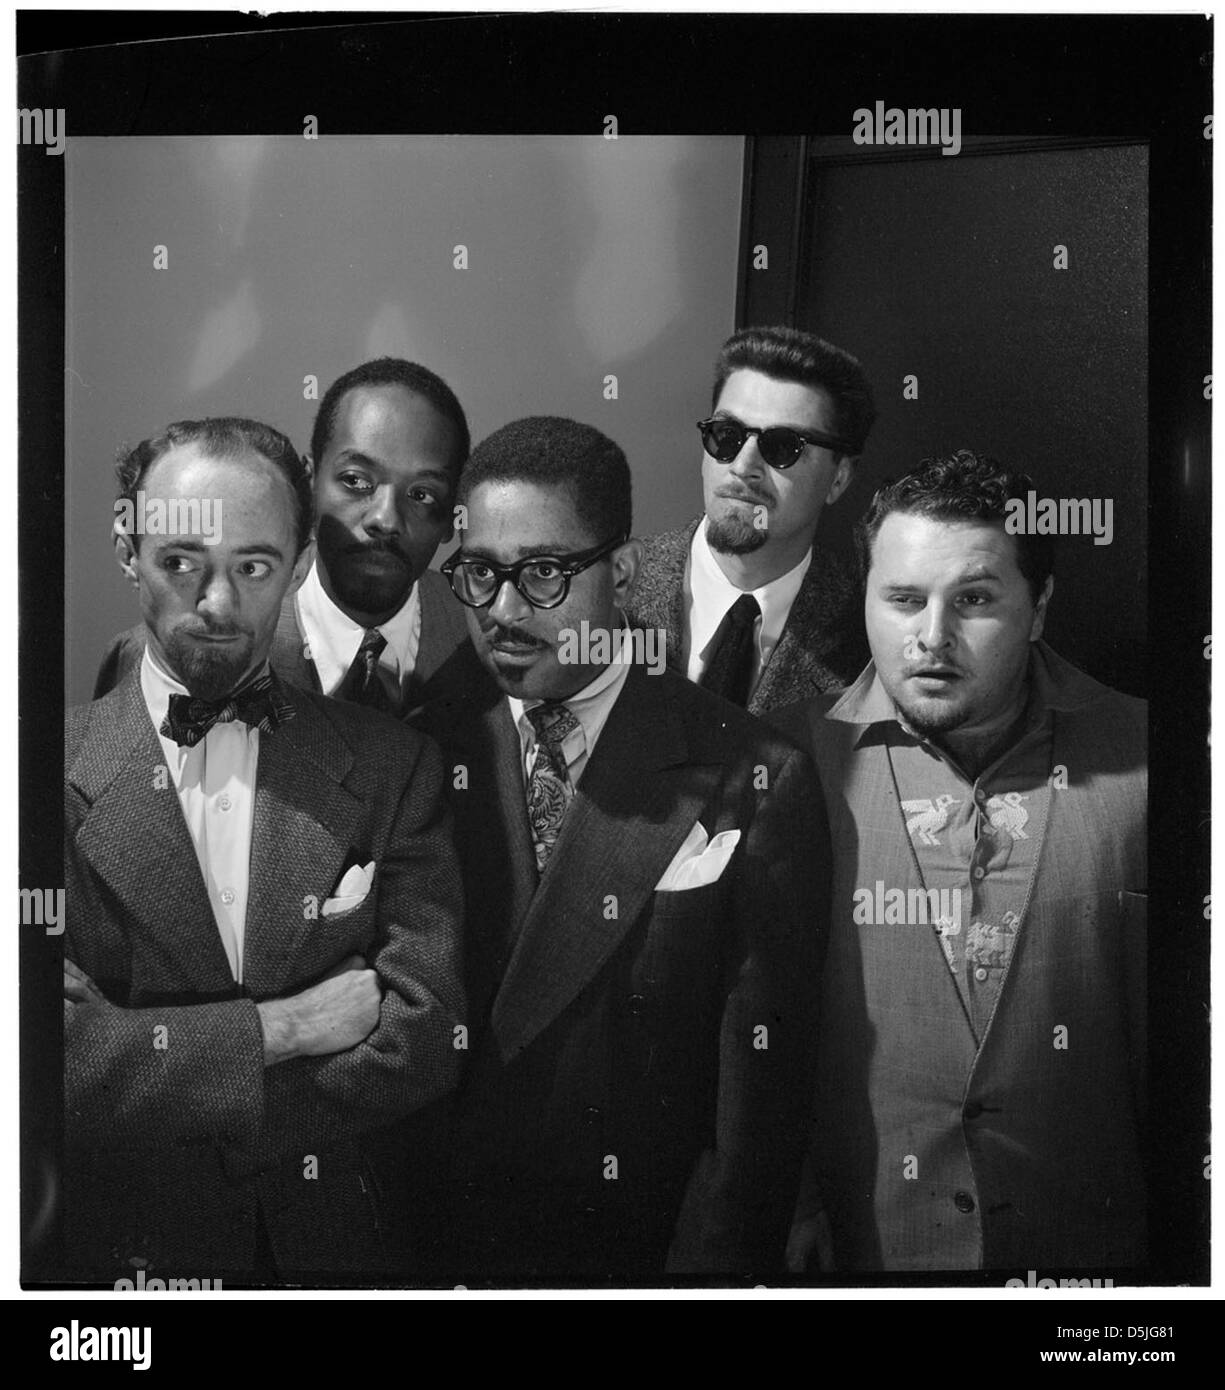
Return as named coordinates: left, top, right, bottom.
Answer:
left=583, top=1106, right=600, bottom=1125
left=964, top=1101, right=983, bottom=1120
left=954, top=1190, right=976, bottom=1213
left=627, top=994, right=646, bottom=1016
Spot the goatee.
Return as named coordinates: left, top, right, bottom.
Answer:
left=165, top=632, right=255, bottom=702
left=705, top=512, right=769, bottom=556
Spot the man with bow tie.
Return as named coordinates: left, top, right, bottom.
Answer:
left=63, top=417, right=465, bottom=1281
left=390, top=416, right=829, bottom=1282
left=94, top=357, right=473, bottom=719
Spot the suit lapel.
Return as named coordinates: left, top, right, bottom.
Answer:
left=491, top=668, right=721, bottom=1063
left=444, top=687, right=539, bottom=1007
left=415, top=568, right=469, bottom=692
left=271, top=594, right=322, bottom=693
left=661, top=532, right=690, bottom=670
left=751, top=549, right=853, bottom=713
left=242, top=682, right=365, bottom=997
left=70, top=674, right=235, bottom=993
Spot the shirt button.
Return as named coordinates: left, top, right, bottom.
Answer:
left=220, top=888, right=236, bottom=906
left=964, top=1101, right=984, bottom=1120
left=583, top=1106, right=600, bottom=1125
left=953, top=1190, right=976, bottom=1213
left=973, top=866, right=986, bottom=880
left=218, top=794, right=232, bottom=811
left=974, top=967, right=988, bottom=982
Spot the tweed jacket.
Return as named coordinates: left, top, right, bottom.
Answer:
left=773, top=643, right=1147, bottom=1272
left=392, top=649, right=830, bottom=1283
left=626, top=518, right=867, bottom=715
left=63, top=667, right=466, bottom=1280
left=93, top=567, right=470, bottom=715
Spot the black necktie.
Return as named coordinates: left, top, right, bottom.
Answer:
left=338, top=628, right=400, bottom=714
left=698, top=593, right=761, bottom=708
left=162, top=670, right=295, bottom=748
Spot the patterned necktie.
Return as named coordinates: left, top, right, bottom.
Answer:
left=525, top=702, right=580, bottom=873
left=699, top=592, right=761, bottom=708
left=339, top=628, right=400, bottom=714
left=161, top=670, right=295, bottom=748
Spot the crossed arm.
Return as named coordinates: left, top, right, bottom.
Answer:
left=63, top=738, right=466, bottom=1165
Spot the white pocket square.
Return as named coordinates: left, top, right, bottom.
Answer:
left=321, top=861, right=375, bottom=917
left=654, top=823, right=741, bottom=891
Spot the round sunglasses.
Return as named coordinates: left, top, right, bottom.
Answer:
left=696, top=415, right=858, bottom=470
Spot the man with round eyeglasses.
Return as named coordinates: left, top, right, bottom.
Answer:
left=378, top=414, right=829, bottom=1283
left=629, top=324, right=875, bottom=713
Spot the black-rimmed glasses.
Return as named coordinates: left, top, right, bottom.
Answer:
left=441, top=533, right=628, bottom=609
left=696, top=416, right=857, bottom=470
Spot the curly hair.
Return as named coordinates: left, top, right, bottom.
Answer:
left=855, top=449, right=1054, bottom=602
left=457, top=416, right=631, bottom=543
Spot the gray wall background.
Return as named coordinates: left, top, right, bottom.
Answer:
left=65, top=135, right=744, bottom=704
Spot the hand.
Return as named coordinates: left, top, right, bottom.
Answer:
left=257, top=956, right=382, bottom=1066
left=785, top=1209, right=835, bottom=1274
left=63, top=958, right=110, bottom=1007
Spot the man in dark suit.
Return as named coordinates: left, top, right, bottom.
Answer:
left=777, top=452, right=1147, bottom=1272
left=394, top=415, right=828, bottom=1284
left=628, top=325, right=874, bottom=713
left=95, top=358, right=471, bottom=715
left=64, top=417, right=465, bottom=1281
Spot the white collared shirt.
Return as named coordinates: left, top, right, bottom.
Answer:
left=141, top=647, right=260, bottom=984
left=683, top=519, right=813, bottom=697
left=294, top=558, right=422, bottom=697
left=507, top=630, right=634, bottom=788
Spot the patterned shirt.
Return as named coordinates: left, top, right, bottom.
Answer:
left=840, top=653, right=1064, bottom=1040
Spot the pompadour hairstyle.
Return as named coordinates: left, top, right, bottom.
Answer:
left=712, top=325, right=877, bottom=455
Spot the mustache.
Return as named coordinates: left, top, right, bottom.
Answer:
left=715, top=484, right=772, bottom=506
left=345, top=537, right=410, bottom=561
left=487, top=624, right=546, bottom=648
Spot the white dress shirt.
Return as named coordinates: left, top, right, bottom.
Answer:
left=507, top=629, right=634, bottom=788
left=683, top=519, right=813, bottom=698
left=141, top=647, right=260, bottom=984
left=294, top=558, right=422, bottom=698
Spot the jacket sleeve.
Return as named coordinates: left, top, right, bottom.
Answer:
left=229, top=733, right=466, bottom=1172
left=666, top=743, right=830, bottom=1273
left=64, top=733, right=466, bottom=1166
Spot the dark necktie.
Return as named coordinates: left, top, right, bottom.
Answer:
left=161, top=670, right=295, bottom=748
left=698, top=592, right=761, bottom=708
left=338, top=628, right=400, bottom=715
left=525, top=702, right=580, bottom=873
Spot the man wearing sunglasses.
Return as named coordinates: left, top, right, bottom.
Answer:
left=629, top=325, right=874, bottom=713
left=384, top=415, right=828, bottom=1283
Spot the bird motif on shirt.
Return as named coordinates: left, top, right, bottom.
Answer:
left=902, top=794, right=961, bottom=846
left=985, top=791, right=1029, bottom=840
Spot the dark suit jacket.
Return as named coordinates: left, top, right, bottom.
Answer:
left=63, top=668, right=466, bottom=1281
left=773, top=644, right=1147, bottom=1271
left=93, top=568, right=470, bottom=714
left=626, top=518, right=867, bottom=714
left=395, top=649, right=829, bottom=1283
